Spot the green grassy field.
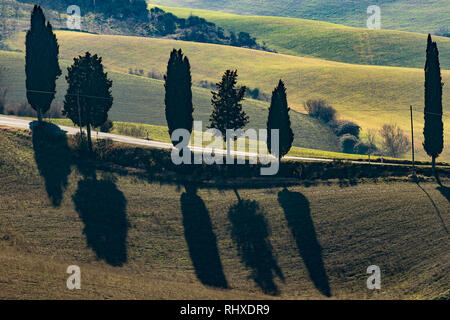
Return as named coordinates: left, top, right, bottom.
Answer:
left=154, top=5, right=450, bottom=69
left=4, top=31, right=450, bottom=161
left=42, top=117, right=394, bottom=161
left=150, top=0, right=450, bottom=34
left=0, top=50, right=340, bottom=153
left=1, top=127, right=449, bottom=299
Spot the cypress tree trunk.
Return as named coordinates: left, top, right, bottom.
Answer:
left=432, top=156, right=435, bottom=176
left=86, top=123, right=93, bottom=153
left=226, top=136, right=231, bottom=163
left=37, top=108, right=43, bottom=123
left=432, top=156, right=442, bottom=185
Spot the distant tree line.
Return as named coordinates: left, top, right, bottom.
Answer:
left=16, top=2, right=273, bottom=52
left=198, top=80, right=270, bottom=102
left=128, top=67, right=164, bottom=80
left=149, top=7, right=272, bottom=51
left=18, top=0, right=149, bottom=21
left=128, top=68, right=271, bottom=102
left=435, top=26, right=450, bottom=38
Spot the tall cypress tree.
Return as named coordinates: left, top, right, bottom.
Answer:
left=209, top=70, right=249, bottom=159
left=63, top=52, right=113, bottom=152
left=164, top=49, right=194, bottom=146
left=267, top=80, right=294, bottom=158
left=424, top=34, right=444, bottom=180
left=25, top=5, right=61, bottom=123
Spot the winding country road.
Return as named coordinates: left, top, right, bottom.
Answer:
left=0, top=115, right=412, bottom=166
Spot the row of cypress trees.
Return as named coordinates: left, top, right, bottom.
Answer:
left=25, top=6, right=113, bottom=152
left=24, top=5, right=444, bottom=168
left=164, top=49, right=294, bottom=159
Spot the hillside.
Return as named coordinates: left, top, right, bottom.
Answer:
left=150, top=0, right=450, bottom=34
left=155, top=5, right=450, bottom=69
left=0, top=50, right=340, bottom=152
left=0, top=127, right=449, bottom=299
left=4, top=30, right=450, bottom=161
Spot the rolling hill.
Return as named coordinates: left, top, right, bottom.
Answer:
left=5, top=30, right=450, bottom=161
left=154, top=5, right=450, bottom=69
left=0, top=50, right=340, bottom=152
left=0, top=127, right=449, bottom=299
left=150, top=0, right=450, bottom=34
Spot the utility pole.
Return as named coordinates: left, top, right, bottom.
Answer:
left=410, top=105, right=416, bottom=177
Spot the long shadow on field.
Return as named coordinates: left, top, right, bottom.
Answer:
left=72, top=170, right=128, bottom=266
left=417, top=183, right=449, bottom=235
left=31, top=122, right=71, bottom=207
left=437, top=186, right=450, bottom=203
left=180, top=184, right=228, bottom=288
left=278, top=188, right=331, bottom=297
left=228, top=190, right=284, bottom=295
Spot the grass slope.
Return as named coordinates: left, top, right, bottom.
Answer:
left=0, top=128, right=449, bottom=299
left=154, top=5, right=450, bottom=69
left=5, top=31, right=450, bottom=161
left=150, top=0, right=450, bottom=34
left=0, top=50, right=340, bottom=152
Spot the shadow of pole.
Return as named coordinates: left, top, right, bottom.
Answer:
left=417, top=183, right=449, bottom=235
left=31, top=122, right=71, bottom=207
left=278, top=188, right=331, bottom=297
left=180, top=184, right=228, bottom=288
left=228, top=190, right=284, bottom=296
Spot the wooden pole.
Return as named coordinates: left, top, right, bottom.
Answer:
left=78, top=90, right=83, bottom=136
left=410, top=105, right=416, bottom=176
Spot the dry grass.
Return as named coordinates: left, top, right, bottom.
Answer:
left=0, top=128, right=449, bottom=299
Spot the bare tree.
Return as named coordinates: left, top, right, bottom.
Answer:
left=367, top=129, right=378, bottom=151
left=379, top=124, right=410, bottom=158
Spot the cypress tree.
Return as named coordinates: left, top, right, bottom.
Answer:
left=164, top=49, right=194, bottom=146
left=209, top=70, right=248, bottom=136
left=63, top=52, right=113, bottom=153
left=25, top=5, right=61, bottom=123
left=267, top=80, right=294, bottom=158
left=209, top=70, right=249, bottom=159
left=424, top=34, right=444, bottom=181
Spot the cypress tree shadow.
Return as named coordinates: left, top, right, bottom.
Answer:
left=180, top=184, right=228, bottom=288
left=278, top=188, right=331, bottom=297
left=31, top=122, right=71, bottom=207
left=72, top=174, right=128, bottom=266
left=437, top=186, right=450, bottom=203
left=228, top=195, right=284, bottom=295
